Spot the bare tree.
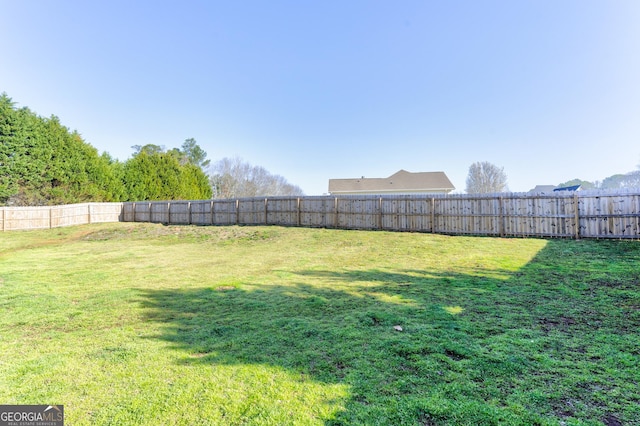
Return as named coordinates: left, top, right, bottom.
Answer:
left=209, top=157, right=304, bottom=198
left=465, top=161, right=508, bottom=193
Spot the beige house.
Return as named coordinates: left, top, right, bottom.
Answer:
left=328, top=170, right=455, bottom=195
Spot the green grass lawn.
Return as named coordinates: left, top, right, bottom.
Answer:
left=0, top=223, right=638, bottom=425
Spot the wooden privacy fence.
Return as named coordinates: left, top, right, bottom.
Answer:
left=0, top=203, right=123, bottom=231
left=120, top=190, right=640, bottom=239
left=2, top=192, right=639, bottom=238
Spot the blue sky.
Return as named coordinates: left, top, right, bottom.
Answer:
left=2, top=0, right=639, bottom=195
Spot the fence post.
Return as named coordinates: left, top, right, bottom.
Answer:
left=210, top=200, right=215, bottom=225
left=499, top=196, right=505, bottom=237
left=297, top=197, right=301, bottom=227
left=236, top=199, right=240, bottom=225
left=574, top=193, right=580, bottom=239
left=88, top=204, right=92, bottom=224
left=430, top=198, right=435, bottom=233
left=49, top=207, right=53, bottom=229
left=378, top=197, right=383, bottom=230
left=2, top=207, right=5, bottom=231
left=264, top=198, right=268, bottom=225
left=167, top=202, right=171, bottom=224
left=188, top=202, right=192, bottom=225
left=334, top=197, right=339, bottom=228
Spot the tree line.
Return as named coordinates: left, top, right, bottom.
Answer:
left=0, top=93, right=303, bottom=206
left=557, top=172, right=640, bottom=191
left=7, top=92, right=634, bottom=204
left=465, top=160, right=640, bottom=194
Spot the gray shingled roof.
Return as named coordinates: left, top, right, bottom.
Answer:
left=529, top=185, right=557, bottom=193
left=328, top=170, right=455, bottom=194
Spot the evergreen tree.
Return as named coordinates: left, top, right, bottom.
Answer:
left=1, top=93, right=209, bottom=204
left=180, top=163, right=213, bottom=199
left=180, top=138, right=210, bottom=170
left=0, top=93, right=124, bottom=205
left=122, top=150, right=211, bottom=201
left=0, top=94, right=49, bottom=203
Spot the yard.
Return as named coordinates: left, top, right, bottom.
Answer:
left=0, top=223, right=638, bottom=425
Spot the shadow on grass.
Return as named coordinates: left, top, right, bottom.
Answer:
left=138, top=239, right=640, bottom=425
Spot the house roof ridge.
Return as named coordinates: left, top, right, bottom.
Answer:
left=328, top=170, right=455, bottom=194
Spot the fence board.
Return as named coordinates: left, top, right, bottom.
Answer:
left=3, top=206, right=51, bottom=230
left=169, top=201, right=191, bottom=224
left=149, top=202, right=169, bottom=224
left=300, top=197, right=335, bottom=228
left=89, top=203, right=124, bottom=223
left=580, top=192, right=640, bottom=238
left=266, top=197, right=298, bottom=226
left=1, top=203, right=123, bottom=231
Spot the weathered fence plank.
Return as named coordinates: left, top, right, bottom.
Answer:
left=1, top=203, right=123, bottom=231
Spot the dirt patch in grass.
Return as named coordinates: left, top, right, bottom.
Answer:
left=0, top=228, right=96, bottom=257
left=539, top=316, right=577, bottom=333
left=444, top=349, right=466, bottom=361
left=214, top=286, right=236, bottom=291
left=81, top=223, right=278, bottom=243
left=602, top=413, right=623, bottom=426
